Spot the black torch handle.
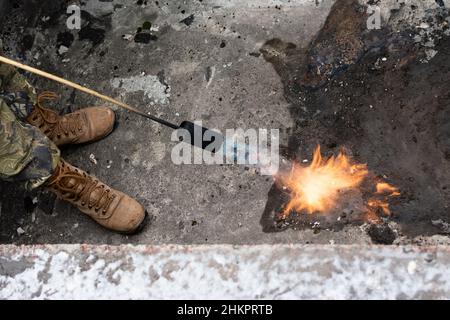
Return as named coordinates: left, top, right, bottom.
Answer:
left=137, top=111, right=223, bottom=151
left=178, top=121, right=224, bottom=152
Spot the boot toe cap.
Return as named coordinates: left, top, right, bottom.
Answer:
left=110, top=197, right=146, bottom=233
left=85, top=107, right=115, bottom=141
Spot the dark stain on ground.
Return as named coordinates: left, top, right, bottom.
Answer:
left=367, top=224, right=396, bottom=245
left=3, top=0, right=72, bottom=30
left=180, top=14, right=195, bottom=26
left=134, top=32, right=158, bottom=44
left=78, top=25, right=106, bottom=46
left=0, top=181, right=28, bottom=242
left=23, top=196, right=37, bottom=214
left=260, top=0, right=450, bottom=242
left=21, top=34, right=34, bottom=52
left=1, top=1, right=110, bottom=55
left=36, top=190, right=57, bottom=216
left=157, top=70, right=170, bottom=94
left=142, top=21, right=152, bottom=30
left=56, top=31, right=74, bottom=48
left=1, top=1, right=69, bottom=55
left=77, top=10, right=112, bottom=49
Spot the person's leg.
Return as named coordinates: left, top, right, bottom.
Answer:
left=0, top=55, right=59, bottom=189
left=0, top=56, right=145, bottom=233
left=0, top=58, right=37, bottom=103
left=0, top=97, right=145, bottom=232
left=0, top=97, right=60, bottom=189
left=1, top=44, right=114, bottom=147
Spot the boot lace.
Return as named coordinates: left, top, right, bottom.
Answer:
left=48, top=161, right=117, bottom=216
left=32, top=91, right=84, bottom=140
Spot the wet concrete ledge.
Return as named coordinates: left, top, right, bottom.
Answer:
left=0, top=244, right=449, bottom=299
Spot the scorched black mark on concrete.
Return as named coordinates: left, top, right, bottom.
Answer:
left=180, top=14, right=195, bottom=26
left=134, top=32, right=158, bottom=44
left=78, top=11, right=108, bottom=48
left=260, top=0, right=450, bottom=242
left=56, top=32, right=74, bottom=48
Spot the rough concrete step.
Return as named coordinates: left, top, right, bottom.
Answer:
left=1, top=244, right=449, bottom=299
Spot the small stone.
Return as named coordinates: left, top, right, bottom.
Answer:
left=89, top=154, right=98, bottom=165
left=122, top=34, right=133, bottom=41
left=58, top=45, right=68, bottom=55
left=17, top=227, right=25, bottom=236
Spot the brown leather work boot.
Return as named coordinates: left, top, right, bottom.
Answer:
left=27, top=92, right=115, bottom=146
left=46, top=158, right=146, bottom=233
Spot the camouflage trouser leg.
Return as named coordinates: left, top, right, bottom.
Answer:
left=0, top=62, right=60, bottom=190
left=0, top=59, right=37, bottom=103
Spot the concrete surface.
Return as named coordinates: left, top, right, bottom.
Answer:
left=0, top=0, right=341, bottom=244
left=0, top=0, right=449, bottom=246
left=1, top=244, right=449, bottom=299
left=0, top=0, right=6, bottom=22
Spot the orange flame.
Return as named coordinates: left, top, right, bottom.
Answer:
left=277, top=145, right=399, bottom=220
left=375, top=182, right=400, bottom=196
